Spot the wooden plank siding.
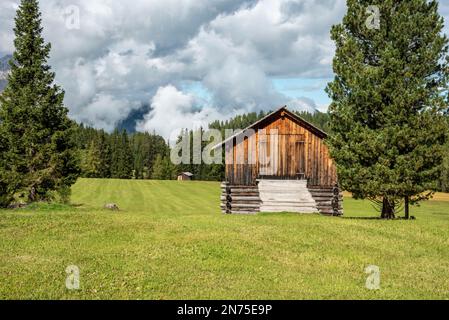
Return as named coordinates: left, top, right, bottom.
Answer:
left=224, top=108, right=338, bottom=186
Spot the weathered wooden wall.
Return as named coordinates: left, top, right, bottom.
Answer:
left=225, top=111, right=338, bottom=186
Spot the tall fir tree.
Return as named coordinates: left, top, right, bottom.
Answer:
left=110, top=129, right=133, bottom=179
left=0, top=0, right=80, bottom=205
left=95, top=131, right=112, bottom=178
left=131, top=133, right=145, bottom=179
left=151, top=154, right=166, bottom=180
left=109, top=129, right=120, bottom=178
left=82, top=139, right=102, bottom=178
left=327, top=0, right=449, bottom=218
left=119, top=129, right=133, bottom=179
left=151, top=154, right=175, bottom=180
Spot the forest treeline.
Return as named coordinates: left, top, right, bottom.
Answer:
left=75, top=125, right=170, bottom=180
left=76, top=110, right=331, bottom=182
left=76, top=110, right=449, bottom=192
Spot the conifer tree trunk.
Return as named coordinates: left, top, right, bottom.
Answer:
left=381, top=197, right=395, bottom=220
left=405, top=196, right=410, bottom=220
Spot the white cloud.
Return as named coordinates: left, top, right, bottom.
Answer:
left=76, top=94, right=140, bottom=132
left=2, top=0, right=446, bottom=137
left=287, top=97, right=318, bottom=113
left=137, top=85, right=225, bottom=141
left=0, top=0, right=346, bottom=135
left=205, top=0, right=346, bottom=77
left=0, top=1, right=18, bottom=54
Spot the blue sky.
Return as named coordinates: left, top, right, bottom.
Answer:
left=273, top=78, right=332, bottom=110
left=181, top=77, right=332, bottom=112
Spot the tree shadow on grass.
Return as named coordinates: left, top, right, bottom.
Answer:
left=342, top=216, right=416, bottom=221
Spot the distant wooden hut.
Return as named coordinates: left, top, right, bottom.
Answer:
left=178, top=172, right=194, bottom=181
left=215, top=106, right=343, bottom=215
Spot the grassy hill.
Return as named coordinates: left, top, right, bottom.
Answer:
left=0, top=179, right=448, bottom=299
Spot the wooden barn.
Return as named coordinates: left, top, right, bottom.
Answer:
left=217, top=106, right=343, bottom=215
left=177, top=172, right=194, bottom=181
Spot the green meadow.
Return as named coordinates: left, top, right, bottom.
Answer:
left=0, top=178, right=448, bottom=300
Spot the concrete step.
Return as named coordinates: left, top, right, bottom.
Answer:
left=259, top=188, right=310, bottom=192
left=259, top=187, right=311, bottom=191
left=261, top=202, right=317, bottom=207
left=260, top=206, right=318, bottom=213
left=259, top=191, right=315, bottom=196
left=260, top=197, right=316, bottom=203
left=259, top=189, right=310, bottom=194
left=258, top=179, right=318, bottom=214
left=259, top=181, right=308, bottom=185
left=259, top=179, right=308, bottom=182
left=258, top=180, right=308, bottom=186
left=259, top=184, right=308, bottom=189
left=259, top=191, right=313, bottom=196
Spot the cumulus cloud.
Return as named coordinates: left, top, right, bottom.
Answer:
left=2, top=0, right=447, bottom=138
left=204, top=0, right=344, bottom=77
left=0, top=1, right=18, bottom=54
left=137, top=85, right=225, bottom=141
left=0, top=0, right=346, bottom=136
left=143, top=0, right=346, bottom=130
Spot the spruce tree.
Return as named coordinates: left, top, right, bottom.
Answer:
left=96, top=131, right=111, bottom=178
left=327, top=0, right=449, bottom=218
left=132, top=133, right=145, bottom=179
left=110, top=130, right=133, bottom=179
left=0, top=0, right=80, bottom=205
left=82, top=140, right=102, bottom=178
left=119, top=130, right=133, bottom=179
left=151, top=154, right=166, bottom=180
left=109, top=129, right=120, bottom=178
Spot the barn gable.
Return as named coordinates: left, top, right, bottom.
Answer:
left=217, top=106, right=327, bottom=148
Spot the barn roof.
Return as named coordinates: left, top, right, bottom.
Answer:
left=212, top=106, right=328, bottom=150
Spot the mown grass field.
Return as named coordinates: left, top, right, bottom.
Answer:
left=1, top=178, right=448, bottom=300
